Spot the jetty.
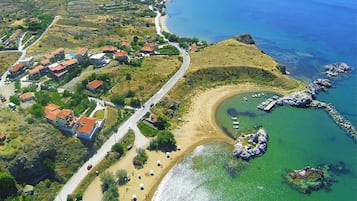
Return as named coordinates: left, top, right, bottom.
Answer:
left=232, top=129, right=268, bottom=160
left=263, top=100, right=277, bottom=111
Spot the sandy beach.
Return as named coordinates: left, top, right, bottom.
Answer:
left=159, top=14, right=170, bottom=33
left=82, top=83, right=289, bottom=201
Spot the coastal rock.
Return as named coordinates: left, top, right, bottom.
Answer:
left=232, top=129, right=268, bottom=160
left=286, top=163, right=349, bottom=194
left=278, top=91, right=313, bottom=107
left=324, top=62, right=352, bottom=77
left=234, top=34, right=256, bottom=45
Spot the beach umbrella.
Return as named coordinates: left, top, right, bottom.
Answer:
left=140, top=183, right=144, bottom=190
left=157, top=160, right=161, bottom=166
left=150, top=169, right=154, bottom=176
left=132, top=194, right=137, bottom=201
left=177, top=145, right=181, bottom=151
left=166, top=152, right=170, bottom=158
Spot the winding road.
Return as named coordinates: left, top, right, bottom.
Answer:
left=54, top=8, right=190, bottom=201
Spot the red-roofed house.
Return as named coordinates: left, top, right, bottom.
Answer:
left=114, top=51, right=129, bottom=62
left=0, top=134, right=6, bottom=142
left=74, top=48, right=88, bottom=64
left=75, top=116, right=100, bottom=140
left=28, top=65, right=47, bottom=80
left=40, top=59, right=51, bottom=66
left=120, top=41, right=131, bottom=49
left=46, top=48, right=65, bottom=63
left=8, top=63, right=26, bottom=79
left=140, top=46, right=155, bottom=55
left=44, top=104, right=77, bottom=134
left=61, top=58, right=78, bottom=71
left=86, top=80, right=103, bottom=92
left=19, top=92, right=35, bottom=102
left=102, top=46, right=118, bottom=53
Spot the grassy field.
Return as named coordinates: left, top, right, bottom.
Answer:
left=0, top=52, right=21, bottom=75
left=94, top=109, right=105, bottom=119
left=137, top=121, right=159, bottom=137
left=106, top=55, right=182, bottom=102
left=157, top=38, right=305, bottom=127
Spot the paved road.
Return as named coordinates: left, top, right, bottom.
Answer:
left=54, top=8, right=190, bottom=201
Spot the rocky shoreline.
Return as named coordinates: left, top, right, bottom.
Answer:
left=272, top=62, right=356, bottom=142
left=232, top=129, right=268, bottom=160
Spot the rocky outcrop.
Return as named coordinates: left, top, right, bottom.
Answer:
left=9, top=149, right=57, bottom=184
left=277, top=91, right=313, bottom=107
left=324, top=62, right=352, bottom=77
left=234, top=34, right=256, bottom=45
left=233, top=129, right=268, bottom=160
left=286, top=162, right=348, bottom=194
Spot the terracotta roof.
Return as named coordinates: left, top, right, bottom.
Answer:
left=75, top=48, right=88, bottom=56
left=29, top=65, right=44, bottom=74
left=54, top=70, right=68, bottom=78
left=57, top=109, right=73, bottom=119
left=53, top=48, right=65, bottom=54
left=0, top=134, right=6, bottom=141
left=61, top=58, right=78, bottom=66
left=121, top=41, right=131, bottom=47
left=45, top=103, right=60, bottom=114
left=19, top=92, right=34, bottom=101
left=40, top=59, right=50, bottom=66
left=76, top=116, right=96, bottom=134
left=86, top=80, right=103, bottom=90
left=45, top=53, right=55, bottom=59
left=9, top=29, right=21, bottom=42
left=50, top=64, right=65, bottom=72
left=10, top=63, right=25, bottom=73
left=102, top=46, right=118, bottom=53
left=150, top=114, right=158, bottom=122
left=114, top=51, right=128, bottom=57
left=140, top=46, right=154, bottom=52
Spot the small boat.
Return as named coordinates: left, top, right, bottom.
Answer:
left=231, top=116, right=238, bottom=120
left=233, top=121, right=240, bottom=125
left=233, top=125, right=239, bottom=129
left=243, top=97, right=248, bottom=101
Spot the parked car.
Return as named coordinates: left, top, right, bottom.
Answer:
left=87, top=164, right=93, bottom=170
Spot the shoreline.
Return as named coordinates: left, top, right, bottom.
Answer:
left=82, top=83, right=289, bottom=201
left=159, top=13, right=170, bottom=33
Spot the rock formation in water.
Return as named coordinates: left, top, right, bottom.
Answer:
left=232, top=129, right=268, bottom=160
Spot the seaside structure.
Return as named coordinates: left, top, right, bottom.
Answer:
left=89, top=53, right=107, bottom=67
left=86, top=80, right=103, bottom=92
left=28, top=65, right=48, bottom=80
left=8, top=63, right=26, bottom=79
left=19, top=92, right=35, bottom=102
left=74, top=47, right=89, bottom=64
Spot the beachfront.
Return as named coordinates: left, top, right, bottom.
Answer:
left=83, top=83, right=290, bottom=201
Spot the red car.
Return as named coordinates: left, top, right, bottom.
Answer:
left=87, top=164, right=93, bottom=170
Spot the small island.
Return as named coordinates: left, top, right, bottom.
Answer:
left=286, top=162, right=349, bottom=194
left=232, top=129, right=268, bottom=160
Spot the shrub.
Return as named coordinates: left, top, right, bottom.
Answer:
left=148, top=131, right=176, bottom=152
left=111, top=143, right=124, bottom=157
left=133, top=149, right=147, bottom=169
left=116, top=169, right=128, bottom=186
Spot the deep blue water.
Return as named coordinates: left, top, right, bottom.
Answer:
left=153, top=0, right=357, bottom=200
left=166, top=0, right=356, bottom=122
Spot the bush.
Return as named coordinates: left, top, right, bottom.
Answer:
left=116, top=169, right=128, bottom=185
left=0, top=172, right=17, bottom=199
left=30, top=104, right=44, bottom=118
left=148, top=131, right=176, bottom=152
left=133, top=149, right=147, bottom=169
left=9, top=96, right=20, bottom=105
left=110, top=95, right=125, bottom=106
left=26, top=117, right=35, bottom=124
left=111, top=143, right=124, bottom=157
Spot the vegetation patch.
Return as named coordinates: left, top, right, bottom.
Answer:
left=137, top=121, right=159, bottom=137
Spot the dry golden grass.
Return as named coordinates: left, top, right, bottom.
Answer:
left=107, top=56, right=181, bottom=101
left=0, top=52, right=21, bottom=75
left=189, top=39, right=278, bottom=73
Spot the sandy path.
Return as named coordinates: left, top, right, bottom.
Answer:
left=83, top=83, right=288, bottom=201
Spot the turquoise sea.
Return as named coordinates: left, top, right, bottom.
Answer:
left=153, top=0, right=356, bottom=200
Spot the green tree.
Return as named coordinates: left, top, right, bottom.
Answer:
left=154, top=115, right=170, bottom=130
left=148, top=131, right=176, bottom=152
left=30, top=104, right=44, bottom=118
left=129, top=98, right=141, bottom=108
left=116, top=169, right=128, bottom=185
left=126, top=90, right=136, bottom=98
left=133, top=149, right=147, bottom=169
left=9, top=95, right=20, bottom=105
left=110, top=95, right=125, bottom=106
left=0, top=172, right=17, bottom=199
left=100, top=172, right=115, bottom=192
left=111, top=143, right=124, bottom=157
